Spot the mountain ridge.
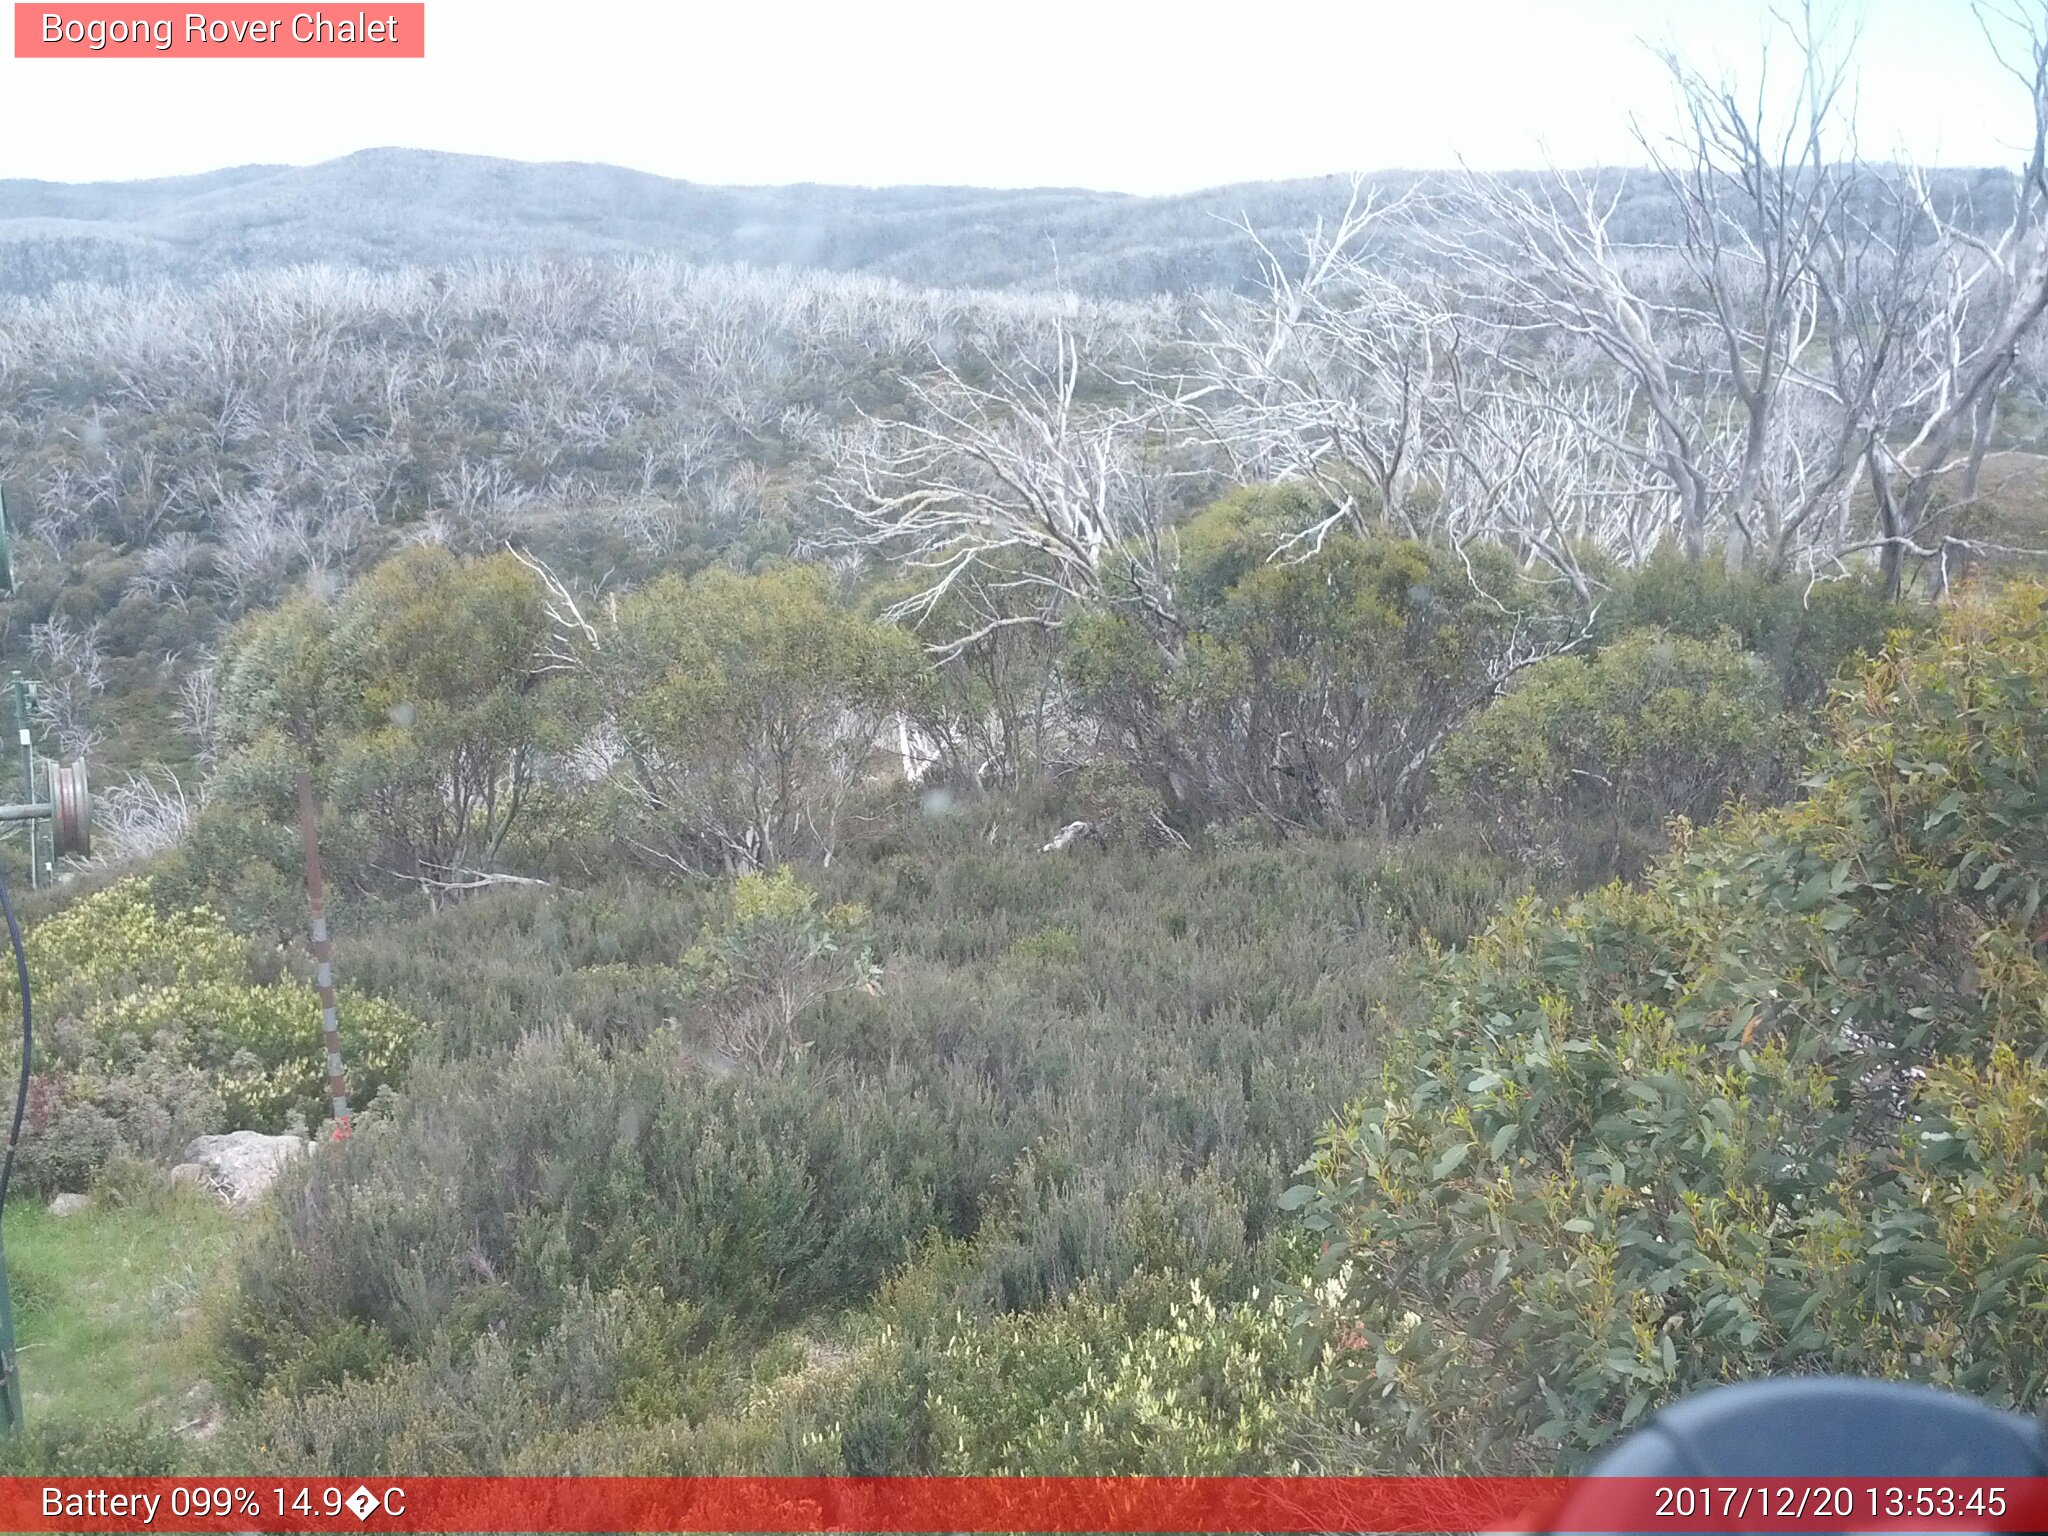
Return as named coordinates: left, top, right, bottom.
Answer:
left=0, top=146, right=1393, bottom=296
left=0, top=146, right=2014, bottom=300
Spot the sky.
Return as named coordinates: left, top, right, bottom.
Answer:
left=0, top=0, right=2025, bottom=193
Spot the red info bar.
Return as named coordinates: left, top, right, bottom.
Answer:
left=14, top=4, right=423, bottom=56
left=5, top=1477, right=2048, bottom=1533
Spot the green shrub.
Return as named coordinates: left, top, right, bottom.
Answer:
left=1005, top=925, right=1084, bottom=967
left=1330, top=826, right=1533, bottom=948
left=1434, top=627, right=1792, bottom=880
left=211, top=546, right=560, bottom=905
left=333, top=877, right=720, bottom=1060
left=0, top=879, right=426, bottom=1190
left=599, top=564, right=924, bottom=873
left=220, top=829, right=1424, bottom=1423
left=1066, top=762, right=1175, bottom=848
left=1291, top=581, right=2048, bottom=1474
left=679, top=867, right=879, bottom=1068
left=0, top=1418, right=191, bottom=1475
left=92, top=977, right=418, bottom=1129
left=1599, top=557, right=1911, bottom=707
left=918, top=1277, right=1317, bottom=1473
left=220, top=1030, right=949, bottom=1384
left=216, top=1332, right=701, bottom=1476
left=2, top=879, right=242, bottom=1023
left=15, top=1044, right=224, bottom=1196
left=1066, top=489, right=1563, bottom=830
left=730, top=1268, right=1320, bottom=1476
left=153, top=781, right=313, bottom=943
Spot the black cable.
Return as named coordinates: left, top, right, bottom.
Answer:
left=0, top=872, right=29, bottom=1214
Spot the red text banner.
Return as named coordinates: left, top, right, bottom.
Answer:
left=14, top=5, right=424, bottom=57
left=2, top=1477, right=2047, bottom=1533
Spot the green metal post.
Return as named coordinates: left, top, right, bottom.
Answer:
left=0, top=1235, right=21, bottom=1432
left=10, top=678, right=32, bottom=891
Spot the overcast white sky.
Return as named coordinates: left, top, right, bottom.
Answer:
left=0, top=0, right=2025, bottom=192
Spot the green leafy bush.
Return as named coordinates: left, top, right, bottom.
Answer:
left=1435, top=627, right=1792, bottom=879
left=757, top=1275, right=1322, bottom=1475
left=210, top=546, right=558, bottom=907
left=0, top=880, right=425, bottom=1191
left=1066, top=487, right=1559, bottom=830
left=1291, top=582, right=2048, bottom=1474
left=680, top=867, right=879, bottom=1068
left=1599, top=558, right=1910, bottom=707
left=92, top=977, right=418, bottom=1128
left=600, top=564, right=924, bottom=872
left=6, top=878, right=243, bottom=1021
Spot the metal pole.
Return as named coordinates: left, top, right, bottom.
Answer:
left=10, top=678, right=32, bottom=892
left=0, top=1237, right=21, bottom=1433
left=295, top=771, right=351, bottom=1139
left=0, top=868, right=30, bottom=1435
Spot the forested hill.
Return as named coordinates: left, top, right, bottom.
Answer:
left=11, top=147, right=2002, bottom=299
left=0, top=149, right=1323, bottom=296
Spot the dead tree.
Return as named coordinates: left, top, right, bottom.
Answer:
left=1161, top=181, right=1448, bottom=552
left=828, top=323, right=1180, bottom=659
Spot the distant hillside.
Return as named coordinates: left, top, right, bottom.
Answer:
left=0, top=148, right=1273, bottom=295
left=3, top=148, right=2015, bottom=300
left=0, top=147, right=1724, bottom=298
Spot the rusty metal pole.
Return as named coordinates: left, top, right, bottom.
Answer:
left=296, top=769, right=351, bottom=1139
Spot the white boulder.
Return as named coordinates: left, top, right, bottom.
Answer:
left=180, top=1131, right=309, bottom=1208
left=1042, top=819, right=1096, bottom=853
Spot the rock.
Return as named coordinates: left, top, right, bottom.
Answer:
left=1042, top=819, right=1096, bottom=853
left=177, top=1381, right=222, bottom=1438
left=46, top=1192, right=90, bottom=1217
left=167, top=1162, right=216, bottom=1194
left=180, top=1131, right=309, bottom=1208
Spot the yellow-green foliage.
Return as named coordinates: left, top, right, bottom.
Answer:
left=755, top=1275, right=1322, bottom=1476
left=1292, top=582, right=2048, bottom=1473
left=1435, top=626, right=1793, bottom=877
left=9, top=879, right=243, bottom=1018
left=1438, top=628, right=1784, bottom=805
left=603, top=564, right=924, bottom=871
left=8, top=881, right=424, bottom=1189
left=1066, top=488, right=1560, bottom=829
left=917, top=1279, right=1319, bottom=1473
left=680, top=868, right=878, bottom=1066
left=93, top=979, right=417, bottom=1129
left=725, top=864, right=867, bottom=933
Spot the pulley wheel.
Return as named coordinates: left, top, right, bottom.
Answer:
left=48, top=760, right=88, bottom=859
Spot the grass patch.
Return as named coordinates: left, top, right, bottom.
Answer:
left=3, top=1190, right=239, bottom=1428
